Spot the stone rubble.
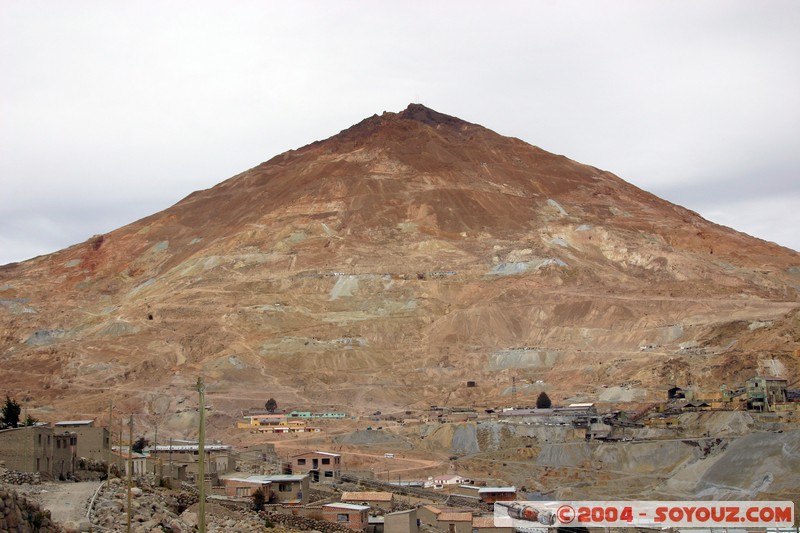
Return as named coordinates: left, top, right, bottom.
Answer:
left=0, top=485, right=63, bottom=533
left=88, top=477, right=293, bottom=532
left=0, top=469, right=42, bottom=486
left=260, top=510, right=353, bottom=533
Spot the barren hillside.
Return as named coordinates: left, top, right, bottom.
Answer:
left=1, top=104, right=798, bottom=426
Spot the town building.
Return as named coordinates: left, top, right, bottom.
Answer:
left=313, top=412, right=347, bottom=419
left=323, top=503, right=370, bottom=530
left=237, top=413, right=321, bottom=433
left=54, top=420, right=110, bottom=462
left=477, top=487, right=516, bottom=506
left=425, top=474, right=467, bottom=489
left=110, top=449, right=147, bottom=476
left=341, top=491, right=394, bottom=511
left=148, top=443, right=233, bottom=479
left=384, top=508, right=418, bottom=533
left=291, top=451, right=341, bottom=482
left=222, top=476, right=270, bottom=498
left=418, top=506, right=474, bottom=533
left=221, top=473, right=309, bottom=504
left=0, top=425, right=76, bottom=479
left=453, top=485, right=516, bottom=506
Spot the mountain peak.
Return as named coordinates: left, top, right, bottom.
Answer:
left=324, top=104, right=476, bottom=148
left=397, top=103, right=472, bottom=128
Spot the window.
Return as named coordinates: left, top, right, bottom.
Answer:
left=236, top=487, right=251, bottom=497
left=321, top=458, right=330, bottom=465
left=337, top=514, right=349, bottom=523
left=278, top=483, right=291, bottom=492
left=297, top=458, right=306, bottom=465
left=324, top=471, right=334, bottom=477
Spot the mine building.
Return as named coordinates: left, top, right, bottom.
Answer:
left=746, top=376, right=788, bottom=411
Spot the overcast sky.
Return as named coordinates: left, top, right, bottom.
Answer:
left=2, top=1, right=799, bottom=265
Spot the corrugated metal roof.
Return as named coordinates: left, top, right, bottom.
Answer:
left=245, top=474, right=306, bottom=482
left=292, top=450, right=341, bottom=457
left=152, top=444, right=231, bottom=452
left=478, top=486, right=516, bottom=493
left=325, top=503, right=370, bottom=511
left=225, top=477, right=270, bottom=484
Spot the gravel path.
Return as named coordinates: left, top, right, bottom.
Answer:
left=35, top=480, right=103, bottom=524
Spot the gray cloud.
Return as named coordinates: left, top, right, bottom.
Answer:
left=2, top=0, right=799, bottom=265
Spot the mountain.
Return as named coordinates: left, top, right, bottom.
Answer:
left=1, top=104, right=799, bottom=428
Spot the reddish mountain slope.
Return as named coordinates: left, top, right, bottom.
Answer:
left=1, top=104, right=798, bottom=427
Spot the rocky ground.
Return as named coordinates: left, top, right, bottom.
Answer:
left=1, top=469, right=306, bottom=533
left=88, top=477, right=268, bottom=533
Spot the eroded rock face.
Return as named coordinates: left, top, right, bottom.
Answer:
left=1, top=104, right=798, bottom=421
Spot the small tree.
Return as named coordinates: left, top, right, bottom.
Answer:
left=265, top=398, right=278, bottom=413
left=24, top=414, right=38, bottom=426
left=131, top=436, right=150, bottom=454
left=252, top=489, right=266, bottom=512
left=1, top=396, right=22, bottom=428
left=536, top=392, right=552, bottom=409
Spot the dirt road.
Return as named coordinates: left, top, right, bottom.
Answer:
left=35, top=480, right=103, bottom=525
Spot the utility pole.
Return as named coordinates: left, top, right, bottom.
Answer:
left=511, top=376, right=517, bottom=406
left=127, top=415, right=133, bottom=533
left=197, top=376, right=206, bottom=533
left=153, top=422, right=159, bottom=476
left=107, top=400, right=112, bottom=481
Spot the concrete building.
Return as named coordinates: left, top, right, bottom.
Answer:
left=434, top=511, right=473, bottom=533
left=264, top=474, right=309, bottom=505
left=148, top=443, right=233, bottom=479
left=223, top=474, right=309, bottom=504
left=111, top=449, right=147, bottom=476
left=323, top=503, right=369, bottom=530
left=54, top=420, right=110, bottom=462
left=419, top=505, right=475, bottom=533
left=52, top=431, right=77, bottom=479
left=291, top=451, right=341, bottom=482
left=237, top=413, right=287, bottom=429
left=0, top=425, right=76, bottom=479
left=746, top=376, right=788, bottom=411
left=384, top=508, right=418, bottom=533
left=477, top=487, right=516, bottom=506
left=425, top=474, right=466, bottom=489
left=223, top=476, right=272, bottom=499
